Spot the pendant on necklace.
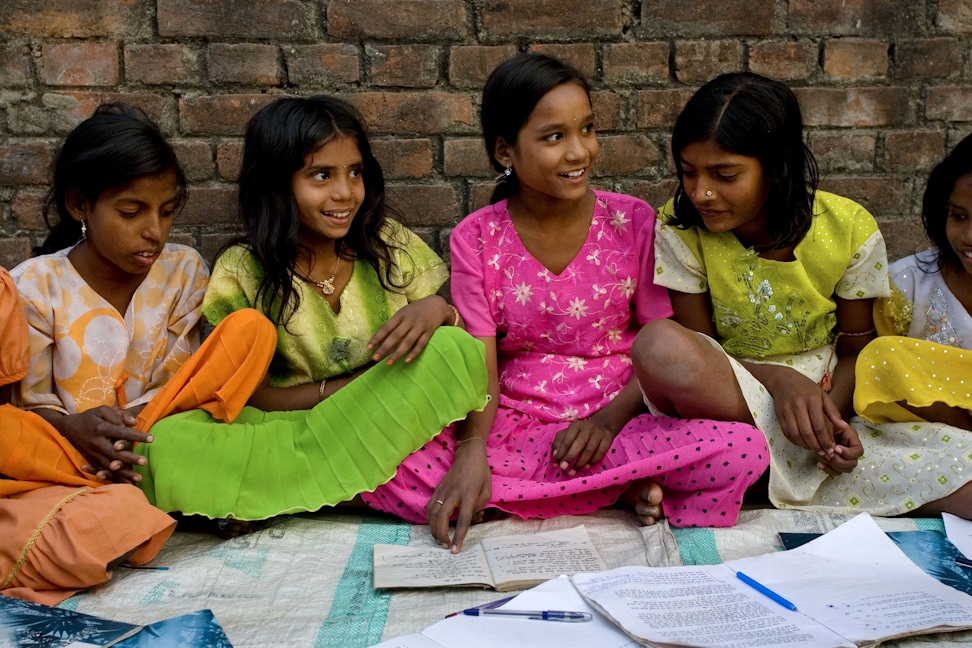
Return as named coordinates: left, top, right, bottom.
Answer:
left=315, top=277, right=335, bottom=295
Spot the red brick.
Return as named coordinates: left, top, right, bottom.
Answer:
left=675, top=40, right=744, bottom=84
left=346, top=92, right=474, bottom=135
left=0, top=44, right=30, bottom=88
left=286, top=45, right=360, bottom=86
left=158, top=0, right=319, bottom=40
left=208, top=44, right=281, bottom=86
left=42, top=92, right=171, bottom=135
left=481, top=0, right=623, bottom=40
left=591, top=92, right=621, bottom=132
left=819, top=177, right=910, bottom=218
left=328, top=0, right=467, bottom=40
left=387, top=184, right=460, bottom=227
left=180, top=95, right=277, bottom=136
left=443, top=138, right=492, bottom=178
left=371, top=138, right=434, bottom=179
left=809, top=133, right=876, bottom=173
left=880, top=217, right=930, bottom=262
left=823, top=39, right=888, bottom=79
left=794, top=87, right=911, bottom=127
left=12, top=191, right=46, bottom=230
left=179, top=186, right=237, bottom=226
left=894, top=39, right=964, bottom=79
left=789, top=0, right=920, bottom=37
left=201, top=232, right=244, bottom=266
left=527, top=43, right=597, bottom=80
left=936, top=0, right=972, bottom=33
left=593, top=135, right=659, bottom=177
left=0, top=143, right=51, bottom=185
left=926, top=87, right=972, bottom=122
left=43, top=42, right=119, bottom=87
left=216, top=141, right=244, bottom=182
left=0, top=0, right=146, bottom=38
left=636, top=89, right=695, bottom=129
left=883, top=131, right=946, bottom=173
left=448, top=45, right=517, bottom=88
left=468, top=182, right=495, bottom=213
left=749, top=41, right=818, bottom=81
left=640, top=0, right=774, bottom=37
left=171, top=140, right=214, bottom=182
left=125, top=44, right=193, bottom=85
left=0, top=238, right=32, bottom=270
left=603, top=43, right=669, bottom=86
left=368, top=45, right=439, bottom=88
left=618, top=179, right=679, bottom=212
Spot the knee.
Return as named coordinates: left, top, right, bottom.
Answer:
left=216, top=309, right=277, bottom=347
left=632, top=319, right=702, bottom=384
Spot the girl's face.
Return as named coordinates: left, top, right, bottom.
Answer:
left=291, top=135, right=364, bottom=248
left=679, top=138, right=772, bottom=247
left=945, top=171, right=972, bottom=275
left=67, top=169, right=178, bottom=278
left=495, top=82, right=598, bottom=205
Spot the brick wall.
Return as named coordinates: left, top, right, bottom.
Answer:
left=1, top=0, right=970, bottom=269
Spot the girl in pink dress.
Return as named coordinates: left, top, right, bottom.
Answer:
left=361, top=54, right=769, bottom=551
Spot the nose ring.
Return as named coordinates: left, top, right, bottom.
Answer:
left=706, top=190, right=713, bottom=197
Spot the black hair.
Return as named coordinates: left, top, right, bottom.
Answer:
left=669, top=72, right=819, bottom=249
left=481, top=53, right=591, bottom=204
left=232, top=95, right=402, bottom=327
left=37, top=103, right=187, bottom=255
left=921, top=133, right=972, bottom=271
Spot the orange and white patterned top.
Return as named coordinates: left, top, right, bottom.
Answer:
left=11, top=244, right=209, bottom=414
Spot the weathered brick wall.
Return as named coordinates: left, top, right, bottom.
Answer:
left=1, top=0, right=970, bottom=269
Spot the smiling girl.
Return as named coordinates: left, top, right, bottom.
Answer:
left=132, top=95, right=488, bottom=527
left=363, top=54, right=768, bottom=552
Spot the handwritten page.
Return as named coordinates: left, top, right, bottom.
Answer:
left=483, top=526, right=606, bottom=587
left=373, top=526, right=606, bottom=591
left=373, top=543, right=494, bottom=589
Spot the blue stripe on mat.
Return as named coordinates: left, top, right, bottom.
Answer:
left=672, top=527, right=722, bottom=565
left=915, top=517, right=945, bottom=533
left=314, top=517, right=411, bottom=647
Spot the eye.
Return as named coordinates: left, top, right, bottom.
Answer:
left=543, top=132, right=563, bottom=142
left=119, top=210, right=139, bottom=218
left=160, top=209, right=176, bottom=219
left=312, top=171, right=330, bottom=181
left=349, top=167, right=363, bottom=179
left=680, top=168, right=697, bottom=179
left=717, top=173, right=737, bottom=182
left=949, top=209, right=968, bottom=222
left=581, top=122, right=595, bottom=135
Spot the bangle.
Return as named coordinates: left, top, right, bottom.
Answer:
left=456, top=436, right=486, bottom=448
left=319, top=378, right=327, bottom=401
left=448, top=304, right=461, bottom=327
left=834, top=328, right=875, bottom=341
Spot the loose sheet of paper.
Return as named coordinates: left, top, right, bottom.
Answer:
left=944, top=512, right=972, bottom=559
left=729, top=513, right=972, bottom=645
left=572, top=565, right=852, bottom=648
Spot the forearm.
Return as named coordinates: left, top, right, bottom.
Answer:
left=592, top=378, right=646, bottom=435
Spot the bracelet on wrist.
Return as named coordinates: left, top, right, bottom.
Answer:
left=456, top=436, right=486, bottom=449
left=447, top=304, right=461, bottom=327
left=319, top=378, right=327, bottom=401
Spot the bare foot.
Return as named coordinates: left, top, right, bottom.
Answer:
left=620, top=479, right=664, bottom=525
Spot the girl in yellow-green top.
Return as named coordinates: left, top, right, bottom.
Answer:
left=136, top=96, right=488, bottom=526
left=633, top=73, right=904, bottom=514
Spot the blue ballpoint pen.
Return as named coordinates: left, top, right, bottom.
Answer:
left=736, top=571, right=798, bottom=611
left=462, top=608, right=593, bottom=622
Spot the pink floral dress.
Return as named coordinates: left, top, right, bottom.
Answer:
left=361, top=191, right=768, bottom=527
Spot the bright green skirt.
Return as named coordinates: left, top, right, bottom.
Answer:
left=135, top=327, right=488, bottom=520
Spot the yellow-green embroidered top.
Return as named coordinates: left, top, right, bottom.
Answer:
left=203, top=220, right=448, bottom=387
left=654, top=190, right=890, bottom=359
